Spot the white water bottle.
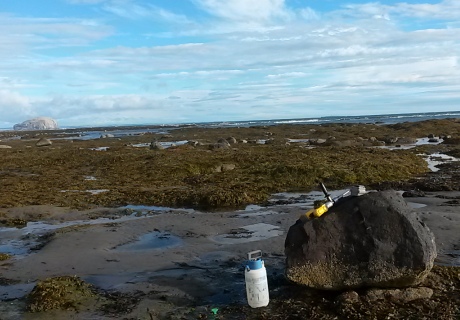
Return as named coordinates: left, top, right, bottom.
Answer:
left=245, top=250, right=269, bottom=308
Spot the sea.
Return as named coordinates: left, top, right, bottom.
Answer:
left=198, top=111, right=460, bottom=128
left=2, top=111, right=459, bottom=133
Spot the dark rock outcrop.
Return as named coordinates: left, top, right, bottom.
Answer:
left=285, top=190, right=436, bottom=290
left=396, top=137, right=417, bottom=144
left=402, top=190, right=426, bottom=197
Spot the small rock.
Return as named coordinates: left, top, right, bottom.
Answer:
left=221, top=164, right=236, bottom=171
left=226, top=137, right=237, bottom=144
left=427, top=134, right=435, bottom=139
left=209, top=143, right=229, bottom=150
left=187, top=140, right=200, bottom=147
left=309, top=138, right=327, bottom=145
left=217, top=138, right=231, bottom=146
left=397, top=137, right=417, bottom=144
left=150, top=141, right=165, bottom=150
left=0, top=145, right=12, bottom=149
left=381, top=136, right=399, bottom=144
left=372, top=140, right=385, bottom=146
left=36, top=138, right=52, bottom=147
left=402, top=190, right=426, bottom=197
left=330, top=140, right=358, bottom=147
left=214, top=163, right=236, bottom=172
left=336, top=291, right=360, bottom=305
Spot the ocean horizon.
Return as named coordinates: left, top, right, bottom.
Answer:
left=2, top=110, right=460, bottom=131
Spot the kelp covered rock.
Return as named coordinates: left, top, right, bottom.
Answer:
left=27, top=276, right=97, bottom=312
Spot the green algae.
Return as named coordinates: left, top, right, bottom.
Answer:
left=27, top=276, right=98, bottom=312
left=0, top=253, right=11, bottom=261
left=0, top=119, right=458, bottom=211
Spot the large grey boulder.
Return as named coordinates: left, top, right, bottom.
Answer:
left=285, top=190, right=436, bottom=290
left=13, top=117, right=58, bottom=131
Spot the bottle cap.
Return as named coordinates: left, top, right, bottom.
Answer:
left=246, top=250, right=264, bottom=270
left=247, top=259, right=263, bottom=270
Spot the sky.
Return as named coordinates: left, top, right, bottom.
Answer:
left=0, top=0, right=459, bottom=127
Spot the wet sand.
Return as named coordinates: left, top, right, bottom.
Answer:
left=0, top=188, right=459, bottom=319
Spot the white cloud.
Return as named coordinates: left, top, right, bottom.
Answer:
left=266, top=72, right=307, bottom=79
left=341, top=0, right=460, bottom=21
left=299, top=7, right=320, bottom=21
left=193, top=0, right=294, bottom=26
left=102, top=2, right=192, bottom=24
left=0, top=14, right=112, bottom=54
left=0, top=90, right=33, bottom=121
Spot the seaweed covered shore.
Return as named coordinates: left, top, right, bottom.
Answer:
left=1, top=119, right=459, bottom=212
left=0, top=118, right=460, bottom=320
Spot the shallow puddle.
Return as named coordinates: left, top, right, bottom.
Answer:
left=420, top=153, right=459, bottom=172
left=131, top=140, right=188, bottom=148
left=0, top=216, right=151, bottom=258
left=0, top=283, right=36, bottom=300
left=435, top=250, right=460, bottom=267
left=0, top=240, right=30, bottom=255
left=60, top=189, right=109, bottom=195
left=0, top=205, right=194, bottom=258
left=407, top=202, right=427, bottom=209
left=211, top=223, right=283, bottom=245
left=377, top=137, right=444, bottom=151
left=121, top=204, right=194, bottom=214
left=287, top=138, right=310, bottom=143
left=89, top=146, right=109, bottom=151
left=115, top=231, right=182, bottom=251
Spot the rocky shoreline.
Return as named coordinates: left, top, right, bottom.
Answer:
left=0, top=119, right=459, bottom=319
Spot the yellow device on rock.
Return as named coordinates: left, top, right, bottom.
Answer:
left=300, top=182, right=363, bottom=221
left=304, top=200, right=334, bottom=219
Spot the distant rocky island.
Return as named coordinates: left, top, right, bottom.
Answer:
left=13, top=117, right=59, bottom=131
